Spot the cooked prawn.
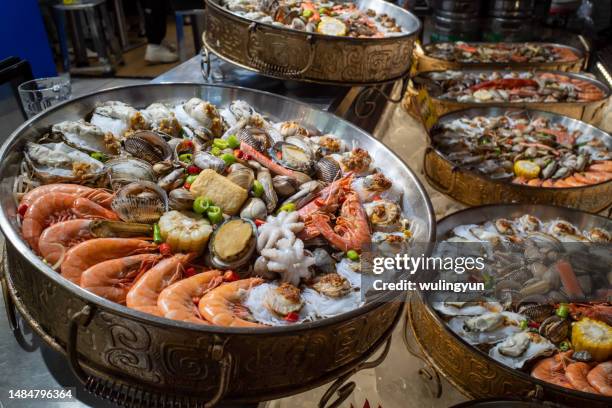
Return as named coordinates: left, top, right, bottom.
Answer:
left=588, top=160, right=612, bottom=173
left=126, top=253, right=195, bottom=316
left=19, top=184, right=113, bottom=211
left=60, top=238, right=157, bottom=284
left=80, top=254, right=161, bottom=304
left=157, top=270, right=224, bottom=324
left=531, top=354, right=574, bottom=389
left=587, top=361, right=612, bottom=396
left=22, top=193, right=119, bottom=253
left=198, top=278, right=265, bottom=327
left=38, top=220, right=153, bottom=267
left=566, top=362, right=598, bottom=394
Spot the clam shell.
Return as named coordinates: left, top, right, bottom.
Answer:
left=111, top=181, right=168, bottom=223
left=270, top=141, right=314, bottom=174
left=193, top=151, right=226, bottom=174
left=168, top=188, right=194, bottom=211
left=257, top=169, right=278, bottom=213
left=272, top=175, right=299, bottom=197
left=240, top=197, right=267, bottom=220
left=123, top=130, right=173, bottom=164
left=238, top=127, right=272, bottom=152
left=209, top=218, right=257, bottom=270
left=227, top=163, right=254, bottom=190
left=314, top=156, right=341, bottom=183
left=105, top=157, right=156, bottom=190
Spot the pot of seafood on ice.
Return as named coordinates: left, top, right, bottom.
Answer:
left=0, top=84, right=434, bottom=405
left=407, top=204, right=611, bottom=407
left=423, top=107, right=612, bottom=212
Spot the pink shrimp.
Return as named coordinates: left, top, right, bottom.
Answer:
left=198, top=278, right=265, bottom=327
left=157, top=270, right=224, bottom=324
left=126, top=253, right=196, bottom=317
left=60, top=238, right=158, bottom=284
left=21, top=193, right=119, bottom=253
left=80, top=254, right=162, bottom=304
left=19, top=184, right=114, bottom=214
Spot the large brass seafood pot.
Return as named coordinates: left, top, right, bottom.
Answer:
left=203, top=0, right=421, bottom=85
left=0, top=84, right=435, bottom=405
left=408, top=204, right=612, bottom=408
left=408, top=70, right=611, bottom=123
left=414, top=42, right=586, bottom=73
left=423, top=108, right=612, bottom=212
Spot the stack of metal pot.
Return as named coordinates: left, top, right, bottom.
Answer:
left=484, top=0, right=535, bottom=41
left=431, top=0, right=482, bottom=41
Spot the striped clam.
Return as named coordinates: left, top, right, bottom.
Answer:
left=104, top=157, right=156, bottom=190
left=238, top=127, right=273, bottom=152
left=208, top=218, right=257, bottom=270
left=314, top=156, right=342, bottom=183
left=123, top=130, right=173, bottom=164
left=272, top=175, right=300, bottom=197
left=111, top=181, right=169, bottom=223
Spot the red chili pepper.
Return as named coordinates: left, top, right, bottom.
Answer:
left=187, top=165, right=201, bottom=175
left=18, top=204, right=28, bottom=217
left=528, top=321, right=540, bottom=329
left=183, top=140, right=194, bottom=148
left=284, top=312, right=299, bottom=322
left=223, top=271, right=240, bottom=282
left=470, top=78, right=538, bottom=92
left=159, top=243, right=172, bottom=256
left=314, top=198, right=325, bottom=206
left=234, top=149, right=243, bottom=159
left=254, top=219, right=266, bottom=227
left=372, top=194, right=382, bottom=201
left=184, top=267, right=197, bottom=277
left=184, top=182, right=191, bottom=190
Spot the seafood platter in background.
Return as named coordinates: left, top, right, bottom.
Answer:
left=221, top=0, right=404, bottom=37
left=409, top=70, right=610, bottom=122
left=424, top=108, right=612, bottom=212
left=415, top=42, right=585, bottom=73
left=408, top=204, right=612, bottom=406
left=13, top=95, right=423, bottom=328
left=203, top=0, right=421, bottom=84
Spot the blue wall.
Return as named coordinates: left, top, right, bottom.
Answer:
left=0, top=0, right=57, bottom=77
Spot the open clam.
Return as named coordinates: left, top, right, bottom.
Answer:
left=208, top=218, right=257, bottom=270
left=24, top=141, right=105, bottom=184
left=269, top=141, right=315, bottom=174
left=104, top=157, right=156, bottom=190
left=111, top=181, right=168, bottom=223
left=51, top=120, right=119, bottom=155
left=123, top=130, right=173, bottom=164
left=272, top=175, right=299, bottom=197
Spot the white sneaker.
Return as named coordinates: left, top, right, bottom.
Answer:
left=145, top=44, right=179, bottom=64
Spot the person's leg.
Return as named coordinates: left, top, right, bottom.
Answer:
left=141, top=0, right=177, bottom=63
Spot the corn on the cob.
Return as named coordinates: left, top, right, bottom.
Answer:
left=158, top=210, right=212, bottom=253
left=572, top=317, right=612, bottom=362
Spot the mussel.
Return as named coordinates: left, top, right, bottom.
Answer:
left=123, top=130, right=173, bottom=164
left=111, top=181, right=168, bottom=223
left=208, top=218, right=257, bottom=269
left=105, top=157, right=156, bottom=190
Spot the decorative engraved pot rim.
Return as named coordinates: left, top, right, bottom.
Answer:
left=411, top=204, right=612, bottom=404
left=0, top=83, right=436, bottom=336
left=205, top=0, right=422, bottom=43
left=428, top=107, right=612, bottom=192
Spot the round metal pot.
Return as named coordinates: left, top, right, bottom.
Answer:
left=0, top=84, right=435, bottom=405
left=203, top=0, right=421, bottom=85
left=416, top=42, right=586, bottom=73
left=408, top=69, right=611, bottom=123
left=423, top=107, right=612, bottom=213
left=407, top=204, right=612, bottom=408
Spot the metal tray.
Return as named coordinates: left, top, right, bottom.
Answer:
left=203, top=0, right=421, bottom=85
left=408, top=204, right=612, bottom=408
left=0, top=83, right=435, bottom=406
left=415, top=42, right=586, bottom=73
left=407, top=69, right=611, bottom=123
left=423, top=107, right=612, bottom=212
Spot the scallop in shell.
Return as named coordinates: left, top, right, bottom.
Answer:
left=244, top=282, right=315, bottom=325
left=123, top=130, right=173, bottom=164
left=269, top=141, right=314, bottom=174
left=208, top=218, right=257, bottom=270
left=489, top=332, right=555, bottom=369
left=364, top=200, right=401, bottom=231
left=447, top=311, right=525, bottom=345
left=227, top=163, right=255, bottom=190
left=314, top=156, right=342, bottom=183
left=105, top=157, right=156, bottom=190
left=111, top=181, right=168, bottom=223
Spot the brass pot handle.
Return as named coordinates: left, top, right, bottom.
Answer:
left=67, top=305, right=233, bottom=408
left=246, top=22, right=316, bottom=78
left=423, top=148, right=458, bottom=195
left=319, top=336, right=393, bottom=408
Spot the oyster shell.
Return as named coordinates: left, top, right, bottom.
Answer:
left=123, top=130, right=173, bottom=164
left=90, top=101, right=147, bottom=137
left=431, top=300, right=503, bottom=317
left=141, top=103, right=181, bottom=137
left=111, top=181, right=168, bottom=223
left=301, top=287, right=363, bottom=318
left=240, top=197, right=267, bottom=220
left=104, top=157, right=156, bottom=190
left=489, top=332, right=555, bottom=369
left=448, top=311, right=525, bottom=345
left=25, top=141, right=105, bottom=184
left=209, top=218, right=257, bottom=270
left=312, top=273, right=352, bottom=298
left=174, top=98, right=224, bottom=140
left=51, top=120, right=119, bottom=155
left=227, top=163, right=255, bottom=190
